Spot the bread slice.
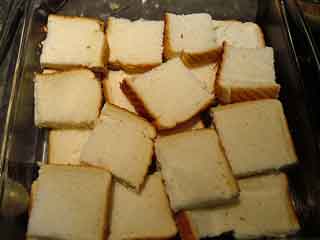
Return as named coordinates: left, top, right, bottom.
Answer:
left=34, top=69, right=102, bottom=128
left=107, top=17, right=164, bottom=73
left=159, top=115, right=204, bottom=137
left=212, top=20, right=265, bottom=49
left=109, top=172, right=177, bottom=240
left=164, top=13, right=222, bottom=66
left=155, top=129, right=239, bottom=212
left=190, top=63, right=218, bottom=94
left=103, top=71, right=137, bottom=113
left=48, top=129, right=91, bottom=165
left=122, top=58, right=214, bottom=129
left=178, top=173, right=300, bottom=239
left=216, top=44, right=280, bottom=104
left=40, top=15, right=107, bottom=72
left=27, top=165, right=112, bottom=240
left=81, top=103, right=156, bottom=190
left=212, top=99, right=298, bottom=177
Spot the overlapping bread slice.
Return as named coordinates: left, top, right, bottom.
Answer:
left=109, top=172, right=177, bottom=240
left=27, top=165, right=112, bottom=240
left=176, top=173, right=300, bottom=239
left=189, top=63, right=218, bottom=94
left=40, top=15, right=107, bottom=72
left=122, top=58, right=214, bottom=129
left=155, top=129, right=239, bottom=212
left=103, top=70, right=138, bottom=113
left=80, top=103, right=156, bottom=190
left=48, top=129, right=91, bottom=165
left=212, top=20, right=265, bottom=49
left=216, top=44, right=280, bottom=104
left=164, top=13, right=221, bottom=65
left=107, top=17, right=164, bottom=73
left=211, top=99, right=298, bottom=177
left=34, top=69, right=102, bottom=128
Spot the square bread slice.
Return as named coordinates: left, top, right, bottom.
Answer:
left=48, top=129, right=91, bottom=165
left=212, top=99, right=298, bottom=177
left=107, top=17, right=164, bottom=73
left=155, top=129, right=239, bottom=212
left=80, top=103, right=156, bottom=190
left=164, top=13, right=222, bottom=65
left=212, top=20, right=265, bottom=49
left=27, top=165, right=112, bottom=240
left=216, top=44, right=280, bottom=104
left=122, top=58, right=214, bottom=130
left=34, top=69, right=102, bottom=128
left=40, top=15, right=107, bottom=72
left=103, top=71, right=137, bottom=113
left=190, top=63, right=218, bottom=94
left=177, top=173, right=300, bottom=239
left=109, top=172, right=177, bottom=240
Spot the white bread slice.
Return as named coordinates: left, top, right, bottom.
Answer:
left=159, top=115, right=204, bottom=137
left=164, top=13, right=222, bottom=66
left=103, top=71, right=137, bottom=113
left=48, top=129, right=91, bottom=165
left=27, top=165, right=112, bottom=240
left=155, top=129, right=239, bottom=212
left=107, top=17, right=164, bottom=73
left=34, top=69, right=102, bottom=128
left=40, top=15, right=107, bottom=72
left=109, top=172, right=177, bottom=240
left=212, top=99, right=298, bottom=177
left=216, top=44, right=280, bottom=104
left=180, top=173, right=300, bottom=239
left=81, top=103, right=156, bottom=190
left=190, top=63, right=218, bottom=94
left=212, top=20, right=265, bottom=49
left=122, top=58, right=214, bottom=130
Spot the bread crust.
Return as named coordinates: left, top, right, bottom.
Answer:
left=41, top=63, right=107, bottom=73
left=108, top=60, right=160, bottom=73
left=176, top=212, right=199, bottom=240
left=49, top=14, right=104, bottom=26
left=181, top=47, right=222, bottom=67
left=120, top=78, right=157, bottom=122
left=216, top=42, right=280, bottom=104
left=163, top=14, right=177, bottom=60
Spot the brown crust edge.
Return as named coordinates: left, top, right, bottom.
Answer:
left=120, top=79, right=157, bottom=122
left=181, top=46, right=223, bottom=67
left=176, top=212, right=199, bottom=240
left=108, top=60, right=160, bottom=74
left=163, top=13, right=179, bottom=60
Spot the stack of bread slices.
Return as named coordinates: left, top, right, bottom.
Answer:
left=28, top=13, right=300, bottom=240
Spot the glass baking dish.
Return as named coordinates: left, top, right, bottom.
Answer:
left=1, top=0, right=320, bottom=239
